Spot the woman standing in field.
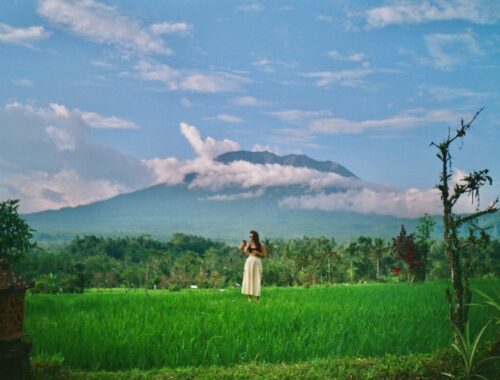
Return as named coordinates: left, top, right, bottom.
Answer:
left=240, top=230, right=267, bottom=303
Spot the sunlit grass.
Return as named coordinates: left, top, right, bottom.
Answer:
left=24, top=279, right=498, bottom=371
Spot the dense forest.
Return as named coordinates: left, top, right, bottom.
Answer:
left=14, top=217, right=500, bottom=294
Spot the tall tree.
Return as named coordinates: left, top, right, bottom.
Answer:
left=414, top=214, right=436, bottom=281
left=430, top=109, right=498, bottom=339
left=392, top=225, right=420, bottom=284
left=0, top=199, right=36, bottom=263
left=344, top=241, right=358, bottom=283
left=372, top=238, right=387, bottom=282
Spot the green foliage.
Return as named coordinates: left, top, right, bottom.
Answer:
left=443, top=321, right=499, bottom=380
left=0, top=199, right=36, bottom=263
left=168, top=284, right=181, bottom=292
left=24, top=280, right=498, bottom=371
left=475, top=289, right=500, bottom=325
left=12, top=231, right=500, bottom=293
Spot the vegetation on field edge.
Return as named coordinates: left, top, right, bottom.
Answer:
left=31, top=346, right=500, bottom=380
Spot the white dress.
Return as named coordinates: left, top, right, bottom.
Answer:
left=241, top=248, right=263, bottom=296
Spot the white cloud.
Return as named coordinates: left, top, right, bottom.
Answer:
left=317, top=15, right=333, bottom=22
left=143, top=157, right=185, bottom=185
left=424, top=32, right=482, bottom=70
left=365, top=0, right=500, bottom=29
left=215, top=114, right=245, bottom=123
left=279, top=166, right=485, bottom=217
left=38, top=0, right=171, bottom=55
left=203, top=188, right=265, bottom=201
left=252, top=58, right=295, bottom=73
left=328, top=50, right=366, bottom=62
left=309, top=108, right=456, bottom=134
left=251, top=144, right=281, bottom=154
left=12, top=79, right=34, bottom=87
left=279, top=188, right=443, bottom=218
left=90, top=60, right=113, bottom=68
left=145, top=123, right=358, bottom=192
left=233, top=96, right=267, bottom=107
left=0, top=22, right=50, bottom=47
left=81, top=111, right=138, bottom=129
left=181, top=97, right=192, bottom=108
left=149, top=22, right=192, bottom=36
left=45, top=125, right=77, bottom=151
left=132, top=60, right=249, bottom=93
left=303, top=68, right=379, bottom=88
left=237, top=4, right=265, bottom=13
left=274, top=128, right=316, bottom=144
left=0, top=102, right=152, bottom=212
left=180, top=122, right=240, bottom=158
left=268, top=109, right=332, bottom=123
left=418, top=85, right=490, bottom=102
left=187, top=160, right=357, bottom=191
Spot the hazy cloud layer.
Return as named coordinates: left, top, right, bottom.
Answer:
left=0, top=102, right=153, bottom=212
left=38, top=0, right=171, bottom=55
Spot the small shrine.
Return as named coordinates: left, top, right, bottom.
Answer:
left=0, top=258, right=33, bottom=380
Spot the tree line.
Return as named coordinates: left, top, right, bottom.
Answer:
left=13, top=219, right=500, bottom=294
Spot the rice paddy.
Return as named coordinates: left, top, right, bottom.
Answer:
left=25, top=279, right=499, bottom=371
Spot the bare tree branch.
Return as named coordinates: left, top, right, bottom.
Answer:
left=454, top=198, right=499, bottom=227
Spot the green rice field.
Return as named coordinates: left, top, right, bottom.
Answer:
left=25, top=280, right=499, bottom=371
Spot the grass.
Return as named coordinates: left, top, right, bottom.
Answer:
left=25, top=279, right=499, bottom=371
left=31, top=350, right=471, bottom=380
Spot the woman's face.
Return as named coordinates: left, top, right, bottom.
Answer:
left=249, top=233, right=254, bottom=242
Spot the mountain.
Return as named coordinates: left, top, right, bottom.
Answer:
left=215, top=151, right=357, bottom=178
left=23, top=151, right=499, bottom=242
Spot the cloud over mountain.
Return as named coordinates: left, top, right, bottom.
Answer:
left=0, top=104, right=484, bottom=217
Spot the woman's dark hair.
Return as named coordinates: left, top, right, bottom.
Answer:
left=250, top=230, right=261, bottom=252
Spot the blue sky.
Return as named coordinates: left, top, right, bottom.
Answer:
left=1, top=0, right=499, bottom=216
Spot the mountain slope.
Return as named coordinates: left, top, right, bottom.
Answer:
left=23, top=151, right=499, bottom=242
left=25, top=183, right=420, bottom=242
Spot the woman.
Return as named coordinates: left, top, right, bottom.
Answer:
left=240, top=230, right=267, bottom=303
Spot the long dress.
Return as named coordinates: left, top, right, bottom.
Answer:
left=241, top=247, right=263, bottom=296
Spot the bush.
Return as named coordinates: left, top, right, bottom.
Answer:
left=32, top=274, right=60, bottom=294
left=60, top=275, right=84, bottom=293
left=168, top=284, right=181, bottom=292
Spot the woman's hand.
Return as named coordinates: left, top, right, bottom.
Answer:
left=240, top=241, right=248, bottom=255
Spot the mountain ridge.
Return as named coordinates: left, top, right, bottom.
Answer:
left=215, top=150, right=357, bottom=178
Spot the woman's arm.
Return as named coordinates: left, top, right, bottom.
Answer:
left=240, top=242, right=249, bottom=255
